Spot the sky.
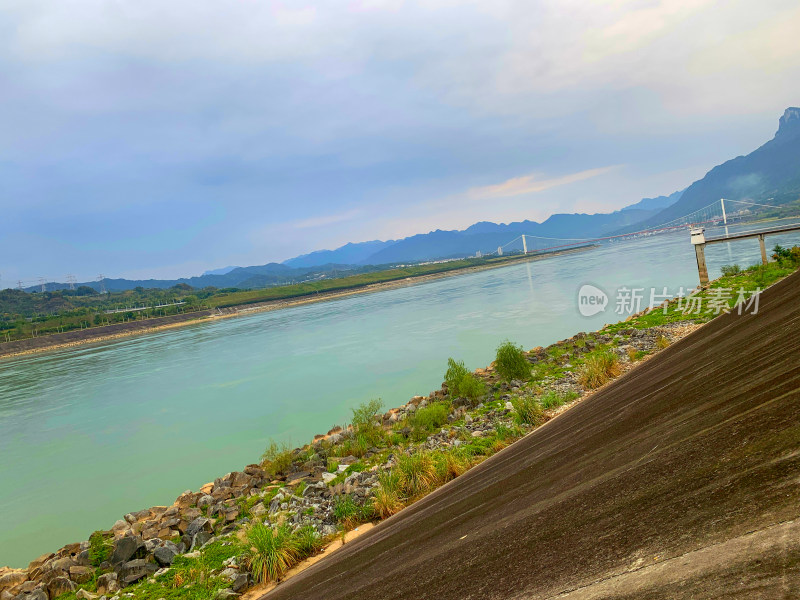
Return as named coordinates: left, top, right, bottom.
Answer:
left=2, top=0, right=800, bottom=284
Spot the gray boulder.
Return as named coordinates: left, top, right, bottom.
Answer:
left=153, top=546, right=177, bottom=568
left=190, top=532, right=212, bottom=551
left=117, top=560, right=157, bottom=587
left=231, top=573, right=251, bottom=593
left=110, top=536, right=145, bottom=566
left=185, top=518, right=212, bottom=539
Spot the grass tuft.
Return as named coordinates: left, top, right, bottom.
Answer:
left=578, top=350, right=621, bottom=389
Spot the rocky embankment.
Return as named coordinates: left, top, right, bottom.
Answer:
left=0, top=321, right=695, bottom=600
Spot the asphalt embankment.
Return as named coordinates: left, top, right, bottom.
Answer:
left=264, top=270, right=800, bottom=599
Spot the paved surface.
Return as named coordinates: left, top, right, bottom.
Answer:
left=264, top=272, right=800, bottom=600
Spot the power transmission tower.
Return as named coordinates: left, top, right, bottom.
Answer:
left=97, top=274, right=106, bottom=294
left=66, top=274, right=77, bottom=290
left=17, top=280, right=23, bottom=291
left=38, top=278, right=47, bottom=293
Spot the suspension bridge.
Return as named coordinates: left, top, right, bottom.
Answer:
left=478, top=198, right=799, bottom=259
left=6, top=199, right=800, bottom=293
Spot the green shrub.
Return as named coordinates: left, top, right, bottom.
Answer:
left=261, top=440, right=294, bottom=477
left=88, top=531, right=113, bottom=567
left=494, top=341, right=531, bottom=381
left=578, top=350, right=621, bottom=389
left=444, top=358, right=469, bottom=391
left=410, top=402, right=450, bottom=440
left=351, top=398, right=384, bottom=431
left=242, top=522, right=299, bottom=583
left=720, top=264, right=741, bottom=276
left=510, top=396, right=543, bottom=425
left=445, top=358, right=486, bottom=401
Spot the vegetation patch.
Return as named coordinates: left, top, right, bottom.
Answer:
left=578, top=350, right=622, bottom=389
left=494, top=341, right=531, bottom=381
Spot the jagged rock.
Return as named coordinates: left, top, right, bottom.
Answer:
left=75, top=589, right=98, bottom=600
left=117, top=560, right=156, bottom=587
left=197, top=495, right=214, bottom=509
left=48, top=557, right=76, bottom=575
left=231, top=573, right=250, bottom=593
left=13, top=589, right=47, bottom=600
left=185, top=518, right=212, bottom=539
left=111, top=520, right=129, bottom=534
left=190, top=532, right=212, bottom=551
left=109, top=536, right=145, bottom=566
left=68, top=566, right=93, bottom=585
left=28, top=554, right=54, bottom=574
left=0, top=572, right=27, bottom=594
left=46, top=577, right=74, bottom=599
left=96, top=573, right=118, bottom=595
left=153, top=546, right=177, bottom=567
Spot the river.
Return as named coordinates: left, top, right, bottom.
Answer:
left=1, top=221, right=798, bottom=567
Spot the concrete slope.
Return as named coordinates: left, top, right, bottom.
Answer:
left=264, top=272, right=800, bottom=600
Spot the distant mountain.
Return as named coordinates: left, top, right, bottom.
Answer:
left=637, top=107, right=800, bottom=229
left=33, top=263, right=361, bottom=294
left=202, top=265, right=239, bottom=276
left=280, top=202, right=676, bottom=268
left=284, top=240, right=395, bottom=268
left=621, top=190, right=683, bottom=212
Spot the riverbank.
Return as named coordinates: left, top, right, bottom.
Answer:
left=0, top=246, right=595, bottom=360
left=4, top=256, right=791, bottom=600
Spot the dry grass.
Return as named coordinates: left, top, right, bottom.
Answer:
left=578, top=351, right=622, bottom=389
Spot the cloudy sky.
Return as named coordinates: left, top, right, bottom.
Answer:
left=2, top=0, right=800, bottom=283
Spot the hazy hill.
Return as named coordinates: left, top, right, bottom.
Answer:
left=636, top=107, right=800, bottom=229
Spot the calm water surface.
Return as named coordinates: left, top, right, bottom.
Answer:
left=1, top=223, right=798, bottom=566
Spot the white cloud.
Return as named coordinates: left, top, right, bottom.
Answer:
left=290, top=209, right=362, bottom=229
left=464, top=166, right=619, bottom=201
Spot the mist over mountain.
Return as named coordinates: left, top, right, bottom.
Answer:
left=26, top=108, right=800, bottom=293
left=278, top=197, right=680, bottom=268
left=631, top=107, right=800, bottom=229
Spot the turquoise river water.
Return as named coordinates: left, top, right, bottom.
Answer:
left=2, top=222, right=798, bottom=567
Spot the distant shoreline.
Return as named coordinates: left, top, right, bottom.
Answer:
left=0, top=246, right=595, bottom=361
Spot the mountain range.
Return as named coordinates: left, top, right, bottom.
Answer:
left=27, top=107, right=800, bottom=293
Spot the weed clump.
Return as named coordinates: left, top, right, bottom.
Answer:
left=494, top=341, right=531, bottom=381
left=444, top=358, right=486, bottom=403
left=261, top=440, right=294, bottom=477
left=410, top=402, right=450, bottom=440
left=333, top=494, right=373, bottom=528
left=538, top=390, right=579, bottom=410
left=578, top=350, right=621, bottom=389
left=720, top=264, right=741, bottom=276
left=510, top=396, right=543, bottom=425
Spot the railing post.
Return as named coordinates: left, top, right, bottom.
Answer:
left=758, top=234, right=768, bottom=265
left=695, top=244, right=709, bottom=286
left=691, top=227, right=709, bottom=286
